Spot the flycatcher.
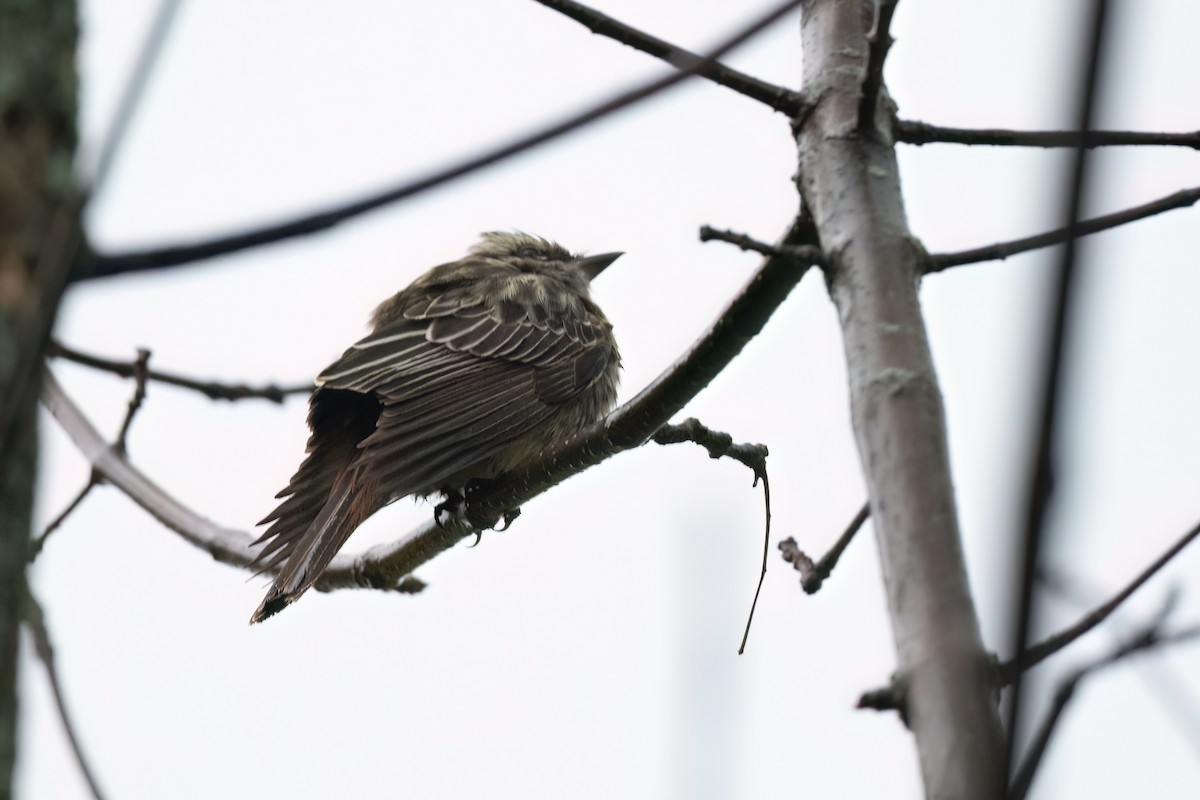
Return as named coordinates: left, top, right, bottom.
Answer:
left=250, top=232, right=622, bottom=623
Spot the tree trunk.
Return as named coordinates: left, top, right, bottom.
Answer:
left=794, top=2, right=1006, bottom=797
left=0, top=1, right=79, bottom=795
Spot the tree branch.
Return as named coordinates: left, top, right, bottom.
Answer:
left=650, top=417, right=771, bottom=654
left=45, top=222, right=821, bottom=600
left=857, top=0, right=898, bottom=130
left=86, top=0, right=804, bottom=278
left=778, top=501, right=870, bottom=594
left=47, top=341, right=310, bottom=403
left=1007, top=612, right=1200, bottom=800
left=996, top=516, right=1200, bottom=685
left=1005, top=0, right=1112, bottom=777
left=896, top=119, right=1200, bottom=150
left=795, top=1, right=1005, bottom=795
left=927, top=186, right=1200, bottom=272
left=21, top=585, right=108, bottom=800
left=699, top=224, right=827, bottom=264
left=532, top=0, right=803, bottom=115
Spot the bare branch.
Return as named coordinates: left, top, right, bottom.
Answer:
left=858, top=0, right=899, bottom=130
left=86, top=0, right=805, bottom=278
left=779, top=501, right=870, bottom=594
left=532, top=0, right=803, bottom=115
left=47, top=341, right=309, bottom=403
left=927, top=186, right=1200, bottom=272
left=700, top=224, right=827, bottom=265
left=46, top=223, right=822, bottom=599
left=1008, top=611, right=1200, bottom=800
left=651, top=417, right=768, bottom=480
left=21, top=585, right=108, bottom=800
left=996, top=517, right=1200, bottom=685
left=650, top=417, right=771, bottom=654
left=896, top=119, right=1200, bottom=150
left=29, top=480, right=100, bottom=561
left=1006, top=0, right=1113, bottom=777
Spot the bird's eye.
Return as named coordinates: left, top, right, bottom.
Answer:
left=516, top=246, right=541, bottom=259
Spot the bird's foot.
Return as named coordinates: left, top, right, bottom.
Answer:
left=434, top=490, right=465, bottom=529
left=434, top=482, right=522, bottom=545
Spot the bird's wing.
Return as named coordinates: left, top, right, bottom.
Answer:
left=251, top=388, right=380, bottom=571
left=316, top=296, right=614, bottom=493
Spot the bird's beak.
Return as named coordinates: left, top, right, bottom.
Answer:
left=574, top=251, right=623, bottom=282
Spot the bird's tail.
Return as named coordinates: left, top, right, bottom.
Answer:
left=250, top=470, right=376, bottom=624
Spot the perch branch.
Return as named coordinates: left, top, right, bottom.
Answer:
left=46, top=223, right=821, bottom=599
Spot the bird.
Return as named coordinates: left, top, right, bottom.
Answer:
left=249, top=232, right=622, bottom=623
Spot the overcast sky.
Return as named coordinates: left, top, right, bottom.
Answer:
left=20, top=1, right=1200, bottom=798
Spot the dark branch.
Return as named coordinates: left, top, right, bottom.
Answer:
left=45, top=221, right=821, bottom=599
left=47, top=341, right=309, bottom=403
left=926, top=186, right=1200, bottom=272
left=1006, top=0, right=1112, bottom=778
left=996, top=516, right=1200, bottom=685
left=896, top=119, right=1200, bottom=150
left=650, top=417, right=771, bottom=654
left=532, top=0, right=803, bottom=115
left=857, top=0, right=898, bottom=130
left=1008, top=609, right=1200, bottom=800
left=779, top=501, right=870, bottom=594
left=21, top=585, right=108, bottom=800
left=86, top=0, right=805, bottom=278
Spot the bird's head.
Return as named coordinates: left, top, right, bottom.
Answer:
left=472, top=231, right=623, bottom=285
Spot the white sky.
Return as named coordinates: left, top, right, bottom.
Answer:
left=19, top=1, right=1200, bottom=798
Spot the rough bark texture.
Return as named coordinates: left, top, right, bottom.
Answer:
left=793, top=1, right=1005, bottom=797
left=0, top=0, right=79, bottom=795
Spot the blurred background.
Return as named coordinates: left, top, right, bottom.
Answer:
left=22, top=0, right=1200, bottom=797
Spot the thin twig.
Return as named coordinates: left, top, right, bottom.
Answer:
left=44, top=221, right=823, bottom=600
left=858, top=0, right=899, bottom=130
left=533, top=0, right=803, bottom=115
left=1037, top=564, right=1200, bottom=757
left=997, top=517, right=1200, bottom=685
left=47, top=341, right=309, bottom=403
left=21, top=585, right=108, bottom=800
left=778, top=501, right=870, bottom=594
left=1008, top=613, right=1200, bottom=800
left=28, top=480, right=100, bottom=561
left=927, top=186, right=1200, bottom=272
left=896, top=119, right=1200, bottom=150
left=650, top=418, right=771, bottom=654
left=1006, top=0, right=1112, bottom=779
left=115, top=349, right=151, bottom=452
left=700, top=225, right=827, bottom=266
left=87, top=0, right=805, bottom=277
left=30, top=352, right=159, bottom=560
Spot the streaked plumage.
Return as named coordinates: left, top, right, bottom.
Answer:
left=249, top=232, right=621, bottom=623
